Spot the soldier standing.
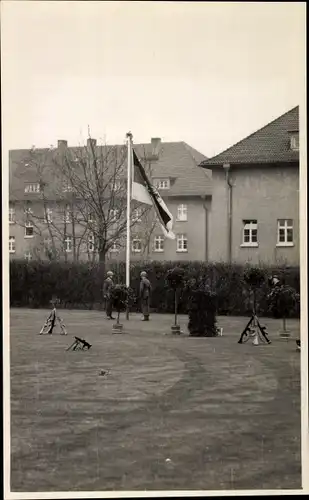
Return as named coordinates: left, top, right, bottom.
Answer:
left=103, top=271, right=115, bottom=320
left=140, top=271, right=152, bottom=321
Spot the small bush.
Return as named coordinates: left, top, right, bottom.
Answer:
left=187, top=281, right=217, bottom=337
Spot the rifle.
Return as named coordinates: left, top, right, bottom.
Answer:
left=66, top=336, right=92, bottom=351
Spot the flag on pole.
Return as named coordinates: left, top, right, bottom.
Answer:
left=131, top=149, right=175, bottom=240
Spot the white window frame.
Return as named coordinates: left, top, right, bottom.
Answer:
left=154, top=235, right=164, bottom=252
left=64, top=236, right=72, bottom=253
left=177, top=204, right=188, bottom=221
left=132, top=208, right=142, bottom=223
left=132, top=238, right=142, bottom=253
left=24, top=221, right=34, bottom=238
left=112, top=180, right=121, bottom=192
left=290, top=134, right=299, bottom=151
left=155, top=179, right=170, bottom=190
left=110, top=241, right=120, bottom=253
left=63, top=205, right=72, bottom=224
left=241, top=220, right=258, bottom=247
left=176, top=234, right=188, bottom=252
left=63, top=182, right=73, bottom=193
left=88, top=233, right=95, bottom=253
left=44, top=208, right=53, bottom=224
left=24, top=251, right=32, bottom=261
left=9, top=206, right=15, bottom=224
left=9, top=236, right=16, bottom=253
left=44, top=237, right=52, bottom=248
left=24, top=207, right=33, bottom=216
left=277, top=219, right=294, bottom=247
left=110, top=208, right=120, bottom=222
left=24, top=183, right=40, bottom=193
left=88, top=211, right=95, bottom=223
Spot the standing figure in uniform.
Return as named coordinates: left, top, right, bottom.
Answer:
left=103, top=270, right=115, bottom=320
left=140, top=271, right=152, bottom=321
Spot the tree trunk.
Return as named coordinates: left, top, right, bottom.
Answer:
left=99, top=249, right=106, bottom=264
left=282, top=316, right=287, bottom=332
left=252, top=288, right=256, bottom=314
left=174, top=290, right=178, bottom=326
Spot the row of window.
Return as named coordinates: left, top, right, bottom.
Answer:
left=22, top=178, right=171, bottom=195
left=9, top=204, right=189, bottom=224
left=8, top=217, right=295, bottom=248
left=9, top=233, right=188, bottom=255
left=242, top=219, right=294, bottom=246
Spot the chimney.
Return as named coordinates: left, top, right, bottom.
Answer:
left=87, top=138, right=97, bottom=149
left=151, top=137, right=161, bottom=158
left=57, top=140, right=68, bottom=149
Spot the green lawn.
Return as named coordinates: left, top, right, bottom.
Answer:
left=9, top=309, right=301, bottom=492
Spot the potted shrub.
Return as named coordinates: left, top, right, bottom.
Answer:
left=187, top=281, right=218, bottom=337
left=267, top=284, right=300, bottom=339
left=166, top=267, right=185, bottom=334
left=111, top=285, right=134, bottom=334
left=243, top=266, right=266, bottom=314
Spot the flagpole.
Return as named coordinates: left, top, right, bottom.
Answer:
left=126, top=132, right=133, bottom=320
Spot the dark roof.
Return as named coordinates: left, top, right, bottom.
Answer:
left=134, top=141, right=211, bottom=196
left=9, top=141, right=212, bottom=201
left=200, top=106, right=299, bottom=168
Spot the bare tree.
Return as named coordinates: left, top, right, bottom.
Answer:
left=12, top=138, right=156, bottom=264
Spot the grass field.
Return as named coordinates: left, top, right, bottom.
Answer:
left=9, top=309, right=301, bottom=492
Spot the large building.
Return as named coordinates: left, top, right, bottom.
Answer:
left=9, top=138, right=212, bottom=262
left=199, top=106, right=300, bottom=265
left=8, top=107, right=300, bottom=266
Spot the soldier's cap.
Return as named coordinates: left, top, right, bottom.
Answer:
left=140, top=271, right=147, bottom=277
left=107, top=271, right=114, bottom=276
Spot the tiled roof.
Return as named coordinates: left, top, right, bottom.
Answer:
left=200, top=106, right=299, bottom=168
left=9, top=141, right=212, bottom=201
left=134, top=141, right=211, bottom=197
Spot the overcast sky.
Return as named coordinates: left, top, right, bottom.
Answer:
left=1, top=1, right=306, bottom=158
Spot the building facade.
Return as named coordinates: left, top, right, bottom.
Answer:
left=200, top=106, right=300, bottom=265
left=9, top=138, right=212, bottom=263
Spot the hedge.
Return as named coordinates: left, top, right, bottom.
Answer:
left=9, top=259, right=300, bottom=317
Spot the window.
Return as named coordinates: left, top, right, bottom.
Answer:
left=25, top=221, right=34, bottom=238
left=88, top=233, right=95, bottom=252
left=44, top=208, right=52, bottom=223
left=154, top=235, right=164, bottom=252
left=9, top=236, right=15, bottom=253
left=63, top=182, right=73, bottom=193
left=241, top=220, right=258, bottom=246
left=112, top=180, right=121, bottom=192
left=24, top=206, right=33, bottom=216
left=64, top=236, right=72, bottom=253
left=277, top=219, right=294, bottom=246
left=110, top=241, right=120, bottom=253
left=88, top=211, right=95, bottom=223
left=63, top=205, right=72, bottom=223
left=110, top=208, right=119, bottom=222
left=132, top=208, right=142, bottom=222
left=44, top=237, right=52, bottom=248
left=155, top=179, right=170, bottom=190
left=9, top=206, right=15, bottom=224
left=24, top=183, right=40, bottom=193
left=24, top=251, right=32, bottom=261
left=290, top=133, right=299, bottom=151
left=132, top=238, right=142, bottom=253
left=177, top=204, right=187, bottom=221
left=177, top=234, right=188, bottom=252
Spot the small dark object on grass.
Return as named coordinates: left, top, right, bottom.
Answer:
left=99, top=369, right=110, bottom=376
left=66, top=336, right=92, bottom=351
